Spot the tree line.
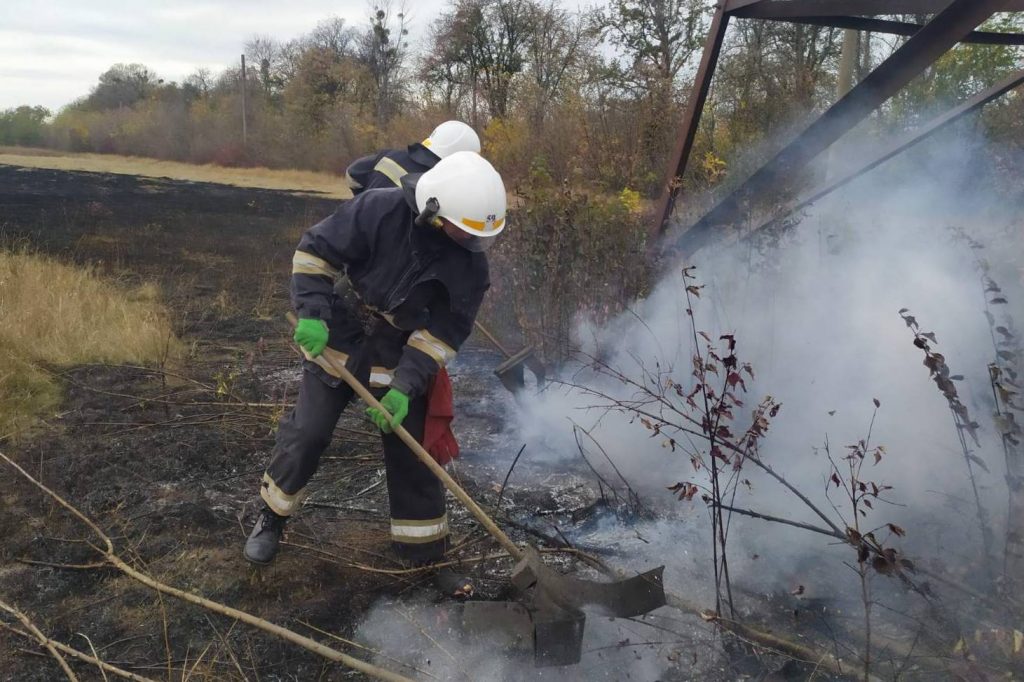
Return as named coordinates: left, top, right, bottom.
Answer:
left=3, top=2, right=1022, bottom=199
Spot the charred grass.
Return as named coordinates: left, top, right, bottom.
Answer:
left=0, top=146, right=353, bottom=199
left=0, top=165, right=391, bottom=679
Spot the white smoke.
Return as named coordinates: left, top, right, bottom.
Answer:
left=512, top=125, right=1022, bottom=582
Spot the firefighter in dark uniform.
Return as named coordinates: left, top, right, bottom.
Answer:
left=345, top=120, right=480, bottom=195
left=244, top=151, right=506, bottom=593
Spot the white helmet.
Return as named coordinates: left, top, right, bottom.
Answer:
left=422, top=120, right=481, bottom=159
left=416, top=151, right=506, bottom=252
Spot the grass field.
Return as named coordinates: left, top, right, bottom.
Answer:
left=0, top=146, right=352, bottom=199
left=0, top=249, right=179, bottom=437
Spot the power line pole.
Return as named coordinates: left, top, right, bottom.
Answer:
left=240, top=54, right=248, bottom=147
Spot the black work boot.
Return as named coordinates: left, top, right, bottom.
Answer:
left=243, top=505, right=287, bottom=565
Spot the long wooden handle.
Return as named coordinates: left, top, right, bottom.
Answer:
left=287, top=313, right=522, bottom=560
left=473, top=320, right=513, bottom=358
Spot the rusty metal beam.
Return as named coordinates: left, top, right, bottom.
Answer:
left=768, top=15, right=1024, bottom=45
left=654, top=3, right=731, bottom=236
left=725, top=0, right=769, bottom=11
left=727, top=0, right=1024, bottom=18
left=749, top=67, right=1024, bottom=237
left=673, top=0, right=1005, bottom=255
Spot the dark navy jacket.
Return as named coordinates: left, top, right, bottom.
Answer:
left=291, top=178, right=488, bottom=397
left=345, top=143, right=439, bottom=195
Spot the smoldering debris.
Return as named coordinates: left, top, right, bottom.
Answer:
left=476, top=131, right=1024, bottom=676
left=355, top=595, right=711, bottom=681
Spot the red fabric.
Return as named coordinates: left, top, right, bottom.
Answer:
left=423, top=367, right=459, bottom=466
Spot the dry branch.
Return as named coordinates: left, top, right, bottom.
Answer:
left=0, top=620, right=156, bottom=682
left=0, top=449, right=412, bottom=682
left=699, top=609, right=881, bottom=682
left=0, top=599, right=79, bottom=681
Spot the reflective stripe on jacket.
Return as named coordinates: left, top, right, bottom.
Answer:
left=345, top=143, right=439, bottom=195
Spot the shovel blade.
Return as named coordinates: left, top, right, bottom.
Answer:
left=533, top=609, right=586, bottom=667
left=494, top=361, right=526, bottom=393
left=447, top=601, right=585, bottom=666
left=523, top=353, right=547, bottom=387
left=512, top=547, right=667, bottom=618
left=453, top=601, right=534, bottom=653
left=494, top=345, right=548, bottom=393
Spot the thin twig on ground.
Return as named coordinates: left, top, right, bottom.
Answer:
left=496, top=444, right=527, bottom=511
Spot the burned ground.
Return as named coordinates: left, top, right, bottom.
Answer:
left=0, top=165, right=488, bottom=680
left=0, top=165, right=681, bottom=681
left=0, top=164, right=959, bottom=681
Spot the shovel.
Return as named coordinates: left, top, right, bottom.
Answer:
left=473, top=320, right=547, bottom=393
left=286, top=313, right=665, bottom=665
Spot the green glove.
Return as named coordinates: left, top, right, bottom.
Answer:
left=294, top=317, right=328, bottom=357
left=367, top=389, right=409, bottom=434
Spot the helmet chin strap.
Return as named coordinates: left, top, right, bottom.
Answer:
left=415, top=197, right=443, bottom=229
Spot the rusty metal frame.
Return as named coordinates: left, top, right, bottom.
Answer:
left=653, top=3, right=731, bottom=238
left=771, top=15, right=1024, bottom=45
left=751, top=67, right=1024, bottom=237
left=727, top=0, right=1024, bottom=17
left=657, top=0, right=1024, bottom=253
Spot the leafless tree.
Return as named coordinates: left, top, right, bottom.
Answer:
left=358, top=1, right=412, bottom=124
left=244, top=35, right=285, bottom=93
left=601, top=0, right=713, bottom=91
left=524, top=1, right=600, bottom=123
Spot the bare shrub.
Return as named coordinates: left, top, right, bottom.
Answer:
left=483, top=163, right=650, bottom=360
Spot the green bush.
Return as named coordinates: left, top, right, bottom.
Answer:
left=0, top=106, right=50, bottom=146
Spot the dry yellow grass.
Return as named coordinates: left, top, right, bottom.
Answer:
left=0, top=250, right=180, bottom=436
left=0, top=146, right=352, bottom=199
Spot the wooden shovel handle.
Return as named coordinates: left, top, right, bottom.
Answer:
left=473, top=320, right=513, bottom=358
left=286, top=312, right=522, bottom=560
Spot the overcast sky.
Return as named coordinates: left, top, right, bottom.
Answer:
left=0, top=0, right=452, bottom=111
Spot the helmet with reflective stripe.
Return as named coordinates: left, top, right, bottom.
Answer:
left=415, top=151, right=506, bottom=252
left=421, top=121, right=481, bottom=159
